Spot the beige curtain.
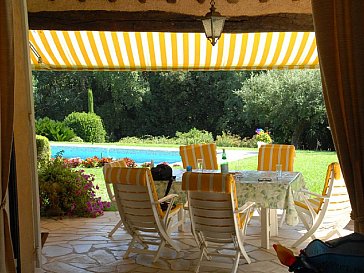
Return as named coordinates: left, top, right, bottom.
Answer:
left=312, top=1, right=364, bottom=233
left=0, top=0, right=16, bottom=272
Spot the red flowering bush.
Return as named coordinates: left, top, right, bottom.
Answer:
left=82, top=156, right=100, bottom=168
left=96, top=157, right=113, bottom=167
left=123, top=157, right=137, bottom=167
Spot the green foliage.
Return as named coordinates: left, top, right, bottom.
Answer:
left=92, top=71, right=149, bottom=141
left=175, top=128, right=214, bottom=145
left=38, top=156, right=110, bottom=217
left=69, top=136, right=84, bottom=142
left=32, top=70, right=332, bottom=150
left=35, top=117, right=76, bottom=141
left=240, top=137, right=258, bottom=148
left=119, top=135, right=177, bottom=145
left=234, top=70, right=326, bottom=148
left=138, top=71, right=246, bottom=138
left=216, top=131, right=242, bottom=147
left=64, top=112, right=106, bottom=143
left=33, top=71, right=91, bottom=120
left=35, top=135, right=51, bottom=168
left=88, top=88, right=94, bottom=113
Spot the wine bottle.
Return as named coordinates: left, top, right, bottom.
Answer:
left=220, top=148, right=229, bottom=173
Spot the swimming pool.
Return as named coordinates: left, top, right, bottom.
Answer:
left=50, top=144, right=181, bottom=165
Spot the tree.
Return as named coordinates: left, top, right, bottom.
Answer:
left=87, top=88, right=94, bottom=113
left=33, top=71, right=91, bottom=120
left=139, top=71, right=246, bottom=137
left=231, top=70, right=327, bottom=148
left=91, top=71, right=149, bottom=140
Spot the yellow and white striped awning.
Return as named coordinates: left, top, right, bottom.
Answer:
left=29, top=30, right=318, bottom=71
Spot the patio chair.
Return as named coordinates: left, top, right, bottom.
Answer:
left=110, top=167, right=183, bottom=262
left=103, top=159, right=127, bottom=237
left=257, top=144, right=296, bottom=227
left=257, top=144, right=296, bottom=172
left=292, top=162, right=352, bottom=248
left=179, top=143, right=218, bottom=170
left=182, top=172, right=254, bottom=273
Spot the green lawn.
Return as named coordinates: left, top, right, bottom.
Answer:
left=82, top=149, right=338, bottom=205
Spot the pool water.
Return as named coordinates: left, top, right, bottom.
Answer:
left=50, top=144, right=181, bottom=165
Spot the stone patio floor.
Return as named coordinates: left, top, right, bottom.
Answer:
left=40, top=211, right=354, bottom=273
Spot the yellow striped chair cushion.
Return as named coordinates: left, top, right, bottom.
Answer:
left=182, top=172, right=248, bottom=228
left=179, top=143, right=218, bottom=170
left=105, top=167, right=166, bottom=217
left=103, top=159, right=127, bottom=180
left=295, top=198, right=322, bottom=213
left=258, top=144, right=296, bottom=171
left=107, top=159, right=127, bottom=168
left=295, top=162, right=347, bottom=213
left=182, top=172, right=235, bottom=193
left=322, top=162, right=342, bottom=195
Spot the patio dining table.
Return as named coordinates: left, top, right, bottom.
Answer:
left=154, top=169, right=305, bottom=249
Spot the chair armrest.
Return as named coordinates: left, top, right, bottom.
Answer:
left=298, top=189, right=329, bottom=199
left=158, top=194, right=178, bottom=203
left=236, top=201, right=255, bottom=214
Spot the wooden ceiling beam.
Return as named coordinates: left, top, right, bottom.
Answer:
left=28, top=10, right=314, bottom=33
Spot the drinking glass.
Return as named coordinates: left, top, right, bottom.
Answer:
left=276, top=164, right=282, bottom=180
left=197, top=158, right=204, bottom=172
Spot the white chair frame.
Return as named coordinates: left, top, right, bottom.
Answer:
left=103, top=161, right=126, bottom=237
left=185, top=179, right=254, bottom=273
left=113, top=168, right=182, bottom=262
left=292, top=163, right=351, bottom=248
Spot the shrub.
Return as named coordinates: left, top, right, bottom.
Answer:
left=69, top=136, right=84, bottom=143
left=38, top=155, right=110, bottom=217
left=241, top=137, right=257, bottom=148
left=64, top=112, right=106, bottom=143
left=119, top=135, right=178, bottom=145
left=36, top=135, right=51, bottom=168
left=175, top=128, right=214, bottom=145
left=35, top=117, right=76, bottom=141
left=216, top=131, right=242, bottom=147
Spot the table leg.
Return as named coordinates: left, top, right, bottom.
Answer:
left=260, top=208, right=278, bottom=249
left=270, top=209, right=278, bottom=237
left=260, top=208, right=269, bottom=249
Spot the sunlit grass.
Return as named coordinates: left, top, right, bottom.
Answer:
left=82, top=149, right=338, bottom=209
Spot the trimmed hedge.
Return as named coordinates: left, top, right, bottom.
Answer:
left=36, top=135, right=51, bottom=168
left=64, top=112, right=106, bottom=143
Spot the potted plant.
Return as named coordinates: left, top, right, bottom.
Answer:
left=255, top=128, right=273, bottom=148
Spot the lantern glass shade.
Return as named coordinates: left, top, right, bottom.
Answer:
left=202, top=16, right=225, bottom=45
left=202, top=8, right=226, bottom=46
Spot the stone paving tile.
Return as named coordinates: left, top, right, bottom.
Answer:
left=43, top=245, right=73, bottom=257
left=40, top=212, right=354, bottom=273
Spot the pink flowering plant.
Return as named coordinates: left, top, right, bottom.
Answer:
left=38, top=154, right=110, bottom=217
left=63, top=157, right=83, bottom=168
left=254, top=128, right=273, bottom=144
